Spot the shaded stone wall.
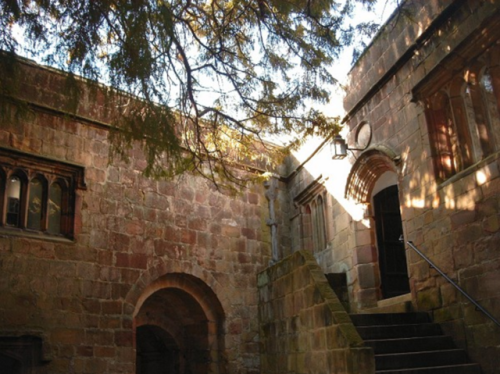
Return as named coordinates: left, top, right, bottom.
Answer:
left=258, top=250, right=374, bottom=374
left=284, top=143, right=374, bottom=312
left=0, top=58, right=274, bottom=373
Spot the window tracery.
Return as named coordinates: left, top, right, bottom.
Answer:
left=418, top=46, right=500, bottom=181
left=294, top=177, right=329, bottom=253
left=0, top=148, right=85, bottom=239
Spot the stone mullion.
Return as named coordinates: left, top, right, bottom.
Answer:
left=59, top=180, right=73, bottom=237
left=40, top=176, right=50, bottom=232
left=17, top=172, right=29, bottom=230
left=450, top=96, right=472, bottom=166
left=0, top=167, right=6, bottom=227
left=484, top=64, right=500, bottom=149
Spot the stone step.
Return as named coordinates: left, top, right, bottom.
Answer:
left=350, top=312, right=431, bottom=327
left=356, top=322, right=443, bottom=340
left=362, top=293, right=413, bottom=314
left=349, top=311, right=482, bottom=373
left=375, top=349, right=471, bottom=370
left=365, top=335, right=456, bottom=354
left=375, top=363, right=482, bottom=374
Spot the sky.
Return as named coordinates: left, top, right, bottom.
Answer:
left=323, top=0, right=398, bottom=118
left=264, top=0, right=399, bottom=148
left=9, top=0, right=399, bottom=145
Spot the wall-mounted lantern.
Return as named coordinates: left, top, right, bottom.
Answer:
left=331, top=134, right=368, bottom=160
left=332, top=122, right=372, bottom=160
left=332, top=135, right=348, bottom=159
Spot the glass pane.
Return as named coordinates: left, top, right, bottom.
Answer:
left=481, top=69, right=500, bottom=143
left=48, top=183, right=62, bottom=234
left=6, top=176, right=21, bottom=226
left=481, top=70, right=494, bottom=94
left=27, top=178, right=43, bottom=230
left=317, top=197, right=326, bottom=250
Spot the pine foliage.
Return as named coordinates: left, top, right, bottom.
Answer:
left=0, top=0, right=379, bottom=187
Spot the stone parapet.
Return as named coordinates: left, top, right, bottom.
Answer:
left=344, top=0, right=455, bottom=116
left=258, top=250, right=374, bottom=374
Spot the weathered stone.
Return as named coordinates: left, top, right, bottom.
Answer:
left=2, top=2, right=500, bottom=373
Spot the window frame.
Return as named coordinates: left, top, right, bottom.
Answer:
left=294, top=177, right=329, bottom=254
left=0, top=147, right=85, bottom=240
left=415, top=45, right=500, bottom=182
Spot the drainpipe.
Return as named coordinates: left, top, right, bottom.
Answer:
left=264, top=176, right=279, bottom=264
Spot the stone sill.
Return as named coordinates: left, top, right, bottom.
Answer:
left=0, top=227, right=75, bottom=244
left=438, top=150, right=500, bottom=190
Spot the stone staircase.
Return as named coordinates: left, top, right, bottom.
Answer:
left=350, top=312, right=482, bottom=373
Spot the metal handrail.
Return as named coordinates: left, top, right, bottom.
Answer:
left=404, top=240, right=500, bottom=327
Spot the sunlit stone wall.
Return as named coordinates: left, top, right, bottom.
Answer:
left=0, top=58, right=276, bottom=374
left=258, top=250, right=374, bottom=374
left=341, top=1, right=500, bottom=373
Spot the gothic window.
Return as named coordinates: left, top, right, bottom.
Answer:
left=304, top=195, right=327, bottom=253
left=425, top=90, right=457, bottom=180
left=294, top=178, right=329, bottom=253
left=6, top=174, right=23, bottom=227
left=0, top=148, right=85, bottom=239
left=312, top=196, right=326, bottom=252
left=419, top=46, right=500, bottom=181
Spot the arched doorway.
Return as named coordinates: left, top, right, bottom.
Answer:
left=134, top=274, right=226, bottom=374
left=373, top=184, right=410, bottom=298
left=345, top=146, right=410, bottom=305
left=136, top=325, right=181, bottom=374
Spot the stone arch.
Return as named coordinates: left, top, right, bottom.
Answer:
left=345, top=145, right=410, bottom=306
left=126, top=260, right=231, bottom=315
left=132, top=272, right=226, bottom=374
left=345, top=145, right=400, bottom=203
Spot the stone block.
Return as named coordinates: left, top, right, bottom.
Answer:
left=114, top=330, right=133, bottom=347
left=51, top=329, right=82, bottom=345
left=221, top=225, right=240, bottom=238
left=115, top=253, right=147, bottom=269
left=410, top=260, right=430, bottom=281
left=450, top=210, right=477, bottom=229
left=433, top=303, right=462, bottom=322
left=353, top=246, right=376, bottom=265
left=416, top=287, right=441, bottom=310
left=327, top=349, right=348, bottom=374
left=357, top=264, right=377, bottom=289
left=247, top=192, right=259, bottom=205
left=180, top=228, right=197, bottom=245
left=347, top=347, right=375, bottom=374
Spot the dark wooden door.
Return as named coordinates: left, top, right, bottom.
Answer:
left=374, top=185, right=410, bottom=298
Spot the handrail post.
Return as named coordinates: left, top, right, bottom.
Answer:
left=405, top=240, right=500, bottom=328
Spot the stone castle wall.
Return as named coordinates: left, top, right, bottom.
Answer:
left=0, top=59, right=276, bottom=373
left=344, top=0, right=500, bottom=372
left=258, top=250, right=373, bottom=374
left=3, top=1, right=500, bottom=373
left=285, top=1, right=500, bottom=373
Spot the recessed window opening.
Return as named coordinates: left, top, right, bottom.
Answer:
left=0, top=148, right=85, bottom=239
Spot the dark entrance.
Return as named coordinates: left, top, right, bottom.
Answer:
left=0, top=336, right=43, bottom=374
left=134, top=274, right=226, bottom=374
left=136, top=325, right=180, bottom=374
left=373, top=185, right=410, bottom=298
